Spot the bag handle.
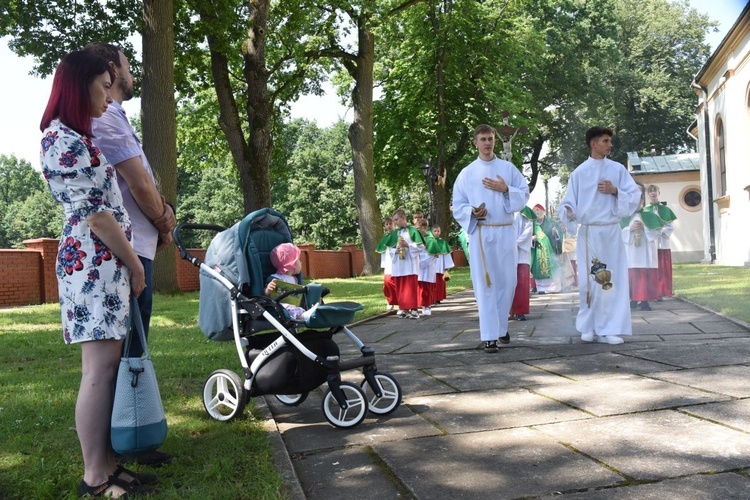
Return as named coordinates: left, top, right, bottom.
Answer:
left=123, top=294, right=150, bottom=358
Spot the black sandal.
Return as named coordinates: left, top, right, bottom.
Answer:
left=78, top=474, right=142, bottom=498
left=113, top=465, right=159, bottom=486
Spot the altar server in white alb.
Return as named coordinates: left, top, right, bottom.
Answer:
left=621, top=182, right=663, bottom=312
left=558, top=126, right=641, bottom=345
left=452, top=124, right=529, bottom=353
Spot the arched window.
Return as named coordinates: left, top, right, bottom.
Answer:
left=716, top=118, right=727, bottom=197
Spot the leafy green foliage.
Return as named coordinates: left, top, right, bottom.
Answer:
left=0, top=155, right=62, bottom=248
left=545, top=0, right=714, bottom=175
left=0, top=1, right=141, bottom=77
left=173, top=97, right=244, bottom=247
left=271, top=119, right=359, bottom=248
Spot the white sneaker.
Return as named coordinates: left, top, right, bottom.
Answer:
left=580, top=332, right=594, bottom=342
left=597, top=335, right=624, bottom=345
left=386, top=304, right=395, bottom=311
left=422, top=307, right=432, bottom=316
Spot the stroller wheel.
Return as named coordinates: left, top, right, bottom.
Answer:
left=203, top=369, right=247, bottom=422
left=321, top=382, right=368, bottom=428
left=274, top=393, right=309, bottom=406
left=360, top=372, right=402, bottom=415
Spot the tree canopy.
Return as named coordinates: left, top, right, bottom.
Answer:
left=1, top=0, right=717, bottom=259
left=0, top=155, right=62, bottom=248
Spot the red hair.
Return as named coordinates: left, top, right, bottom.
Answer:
left=40, top=50, right=114, bottom=138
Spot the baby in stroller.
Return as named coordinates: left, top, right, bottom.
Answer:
left=174, top=208, right=402, bottom=428
left=265, top=242, right=320, bottom=321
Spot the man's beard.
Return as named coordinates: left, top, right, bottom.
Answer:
left=121, top=77, right=134, bottom=101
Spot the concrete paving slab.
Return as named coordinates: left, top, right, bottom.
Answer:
left=535, top=410, right=750, bottom=481
left=344, top=368, right=457, bottom=398
left=653, top=333, right=744, bottom=342
left=291, top=446, right=402, bottom=500
left=271, top=394, right=442, bottom=454
left=693, top=320, right=749, bottom=334
left=441, top=346, right=561, bottom=365
left=624, top=340, right=750, bottom=368
left=426, top=361, right=565, bottom=392
left=268, top=288, right=750, bottom=499
left=632, top=322, right=703, bottom=335
left=526, top=352, right=680, bottom=380
left=364, top=352, right=469, bottom=371
left=406, top=388, right=591, bottom=433
left=678, top=399, right=750, bottom=433
left=646, top=365, right=750, bottom=398
left=374, top=427, right=624, bottom=499
left=644, top=311, right=724, bottom=323
left=515, top=336, right=581, bottom=345
left=535, top=343, right=655, bottom=356
left=558, top=472, right=750, bottom=499
left=532, top=374, right=728, bottom=416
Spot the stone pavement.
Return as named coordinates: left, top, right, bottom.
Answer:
left=262, top=290, right=750, bottom=499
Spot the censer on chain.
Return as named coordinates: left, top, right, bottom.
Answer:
left=589, top=258, right=612, bottom=290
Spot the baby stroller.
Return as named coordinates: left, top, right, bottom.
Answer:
left=173, top=208, right=402, bottom=428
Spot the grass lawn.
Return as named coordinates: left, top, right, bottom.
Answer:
left=0, top=268, right=474, bottom=499
left=672, top=262, right=750, bottom=325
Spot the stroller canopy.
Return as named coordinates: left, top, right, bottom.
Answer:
left=199, top=208, right=295, bottom=340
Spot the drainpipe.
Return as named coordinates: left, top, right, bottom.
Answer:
left=690, top=80, right=716, bottom=263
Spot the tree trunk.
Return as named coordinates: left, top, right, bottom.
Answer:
left=527, top=134, right=546, bottom=195
left=142, top=0, right=178, bottom=292
left=241, top=0, right=272, bottom=212
left=346, top=28, right=382, bottom=275
left=202, top=0, right=272, bottom=215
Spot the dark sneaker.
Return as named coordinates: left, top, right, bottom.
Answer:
left=516, top=314, right=527, bottom=321
left=630, top=300, right=638, bottom=309
left=484, top=341, right=498, bottom=353
left=639, top=301, right=652, bottom=311
left=498, top=333, right=510, bottom=344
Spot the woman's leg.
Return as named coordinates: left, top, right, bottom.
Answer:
left=77, top=339, right=123, bottom=488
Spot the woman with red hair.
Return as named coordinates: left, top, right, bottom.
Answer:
left=40, top=50, right=155, bottom=497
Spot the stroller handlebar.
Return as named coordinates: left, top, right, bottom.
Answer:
left=172, top=222, right=226, bottom=267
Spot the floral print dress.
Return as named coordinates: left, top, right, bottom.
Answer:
left=41, top=119, right=133, bottom=344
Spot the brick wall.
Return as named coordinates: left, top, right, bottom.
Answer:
left=1, top=239, right=462, bottom=307
left=0, top=249, right=43, bottom=307
left=452, top=249, right=468, bottom=268
left=24, top=238, right=60, bottom=303
left=175, top=248, right=207, bottom=292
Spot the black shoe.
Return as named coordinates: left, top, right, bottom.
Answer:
left=630, top=300, right=638, bottom=309
left=113, top=465, right=159, bottom=486
left=78, top=474, right=153, bottom=498
left=656, top=297, right=664, bottom=302
left=639, top=301, right=652, bottom=311
left=516, top=314, right=527, bottom=321
left=498, top=333, right=510, bottom=344
left=484, top=341, right=498, bottom=353
left=538, top=291, right=546, bottom=295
